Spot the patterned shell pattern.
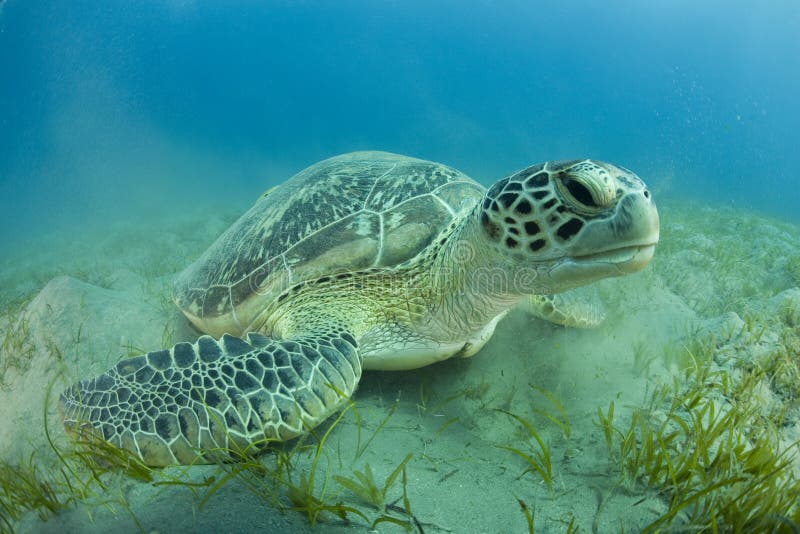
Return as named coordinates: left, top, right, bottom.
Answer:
left=172, top=152, right=485, bottom=335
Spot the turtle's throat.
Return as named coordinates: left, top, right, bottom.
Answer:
left=426, top=207, right=524, bottom=337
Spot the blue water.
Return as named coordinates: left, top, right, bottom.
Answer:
left=1, top=0, right=799, bottom=248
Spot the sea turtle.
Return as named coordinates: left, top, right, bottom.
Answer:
left=60, top=151, right=659, bottom=466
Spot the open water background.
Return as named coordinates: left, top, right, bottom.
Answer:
left=1, top=0, right=798, bottom=243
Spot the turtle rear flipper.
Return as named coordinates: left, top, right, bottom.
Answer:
left=59, top=330, right=361, bottom=466
left=521, top=290, right=606, bottom=329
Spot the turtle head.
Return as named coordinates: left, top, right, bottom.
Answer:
left=477, top=159, right=659, bottom=293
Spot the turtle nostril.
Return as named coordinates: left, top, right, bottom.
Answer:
left=563, top=176, right=597, bottom=208
left=643, top=189, right=651, bottom=200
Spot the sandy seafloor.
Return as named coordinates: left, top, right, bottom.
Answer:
left=1, top=197, right=799, bottom=533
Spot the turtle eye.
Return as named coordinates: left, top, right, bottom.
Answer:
left=554, top=162, right=615, bottom=215
left=556, top=173, right=605, bottom=215
left=562, top=176, right=597, bottom=209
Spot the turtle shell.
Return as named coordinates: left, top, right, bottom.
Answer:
left=173, top=151, right=484, bottom=336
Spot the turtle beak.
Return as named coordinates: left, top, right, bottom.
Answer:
left=549, top=189, right=659, bottom=285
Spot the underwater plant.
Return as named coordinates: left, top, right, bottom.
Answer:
left=0, top=454, right=69, bottom=531
left=0, top=299, right=35, bottom=389
left=517, top=498, right=534, bottom=534
left=333, top=454, right=417, bottom=531
left=496, top=409, right=554, bottom=492
left=632, top=338, right=659, bottom=377
left=203, top=392, right=423, bottom=531
left=333, top=453, right=413, bottom=510
left=492, top=386, right=572, bottom=497
left=788, top=255, right=800, bottom=285
left=597, top=358, right=800, bottom=532
left=19, top=377, right=428, bottom=533
left=0, top=380, right=163, bottom=532
left=528, top=384, right=571, bottom=440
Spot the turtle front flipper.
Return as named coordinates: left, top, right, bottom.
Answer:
left=521, top=290, right=606, bottom=329
left=59, top=330, right=361, bottom=466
